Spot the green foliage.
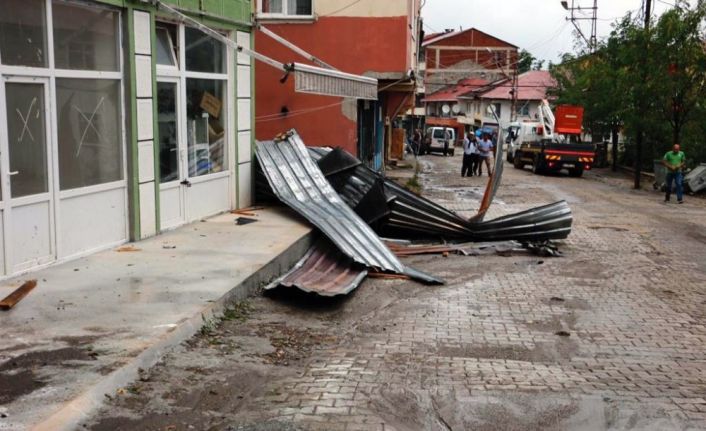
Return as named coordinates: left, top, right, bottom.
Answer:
left=551, top=2, right=706, bottom=168
left=518, top=49, right=545, bottom=73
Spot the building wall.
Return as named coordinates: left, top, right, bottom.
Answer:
left=468, top=99, right=541, bottom=128
left=0, top=0, right=253, bottom=277
left=254, top=0, right=417, bottom=154
left=424, top=29, right=518, bottom=93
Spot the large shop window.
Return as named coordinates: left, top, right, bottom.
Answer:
left=52, top=1, right=119, bottom=71
left=56, top=79, right=122, bottom=190
left=0, top=0, right=48, bottom=67
left=186, top=79, right=225, bottom=177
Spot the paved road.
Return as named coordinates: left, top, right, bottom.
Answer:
left=88, top=154, right=706, bottom=431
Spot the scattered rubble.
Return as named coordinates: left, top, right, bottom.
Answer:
left=0, top=280, right=37, bottom=311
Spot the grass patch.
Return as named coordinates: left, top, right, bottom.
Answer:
left=222, top=301, right=253, bottom=322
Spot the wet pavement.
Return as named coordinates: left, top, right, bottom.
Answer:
left=82, top=152, right=706, bottom=431
left=0, top=208, right=311, bottom=431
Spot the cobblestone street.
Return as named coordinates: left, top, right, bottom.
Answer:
left=88, top=154, right=706, bottom=431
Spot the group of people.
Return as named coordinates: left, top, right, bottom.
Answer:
left=461, top=130, right=495, bottom=177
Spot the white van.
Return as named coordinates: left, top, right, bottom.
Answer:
left=423, top=127, right=455, bottom=156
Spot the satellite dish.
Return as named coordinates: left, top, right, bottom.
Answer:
left=451, top=104, right=461, bottom=114
left=442, top=104, right=451, bottom=114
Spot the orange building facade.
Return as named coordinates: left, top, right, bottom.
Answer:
left=254, top=0, right=421, bottom=169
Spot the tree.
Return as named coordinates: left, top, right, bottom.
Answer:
left=517, top=49, right=536, bottom=73
left=551, top=1, right=706, bottom=173
left=648, top=3, right=706, bottom=147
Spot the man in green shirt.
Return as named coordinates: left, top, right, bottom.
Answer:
left=662, top=144, right=686, bottom=203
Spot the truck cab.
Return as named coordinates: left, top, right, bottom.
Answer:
left=423, top=127, right=456, bottom=156
left=505, top=122, right=541, bottom=162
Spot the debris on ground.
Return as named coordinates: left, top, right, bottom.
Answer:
left=685, top=163, right=706, bottom=193
left=116, top=245, right=141, bottom=252
left=256, top=129, right=572, bottom=295
left=255, top=132, right=442, bottom=286
left=265, top=238, right=367, bottom=297
left=384, top=240, right=563, bottom=257
left=235, top=217, right=258, bottom=226
left=0, top=280, right=38, bottom=311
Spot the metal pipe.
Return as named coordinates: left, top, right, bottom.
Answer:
left=258, top=25, right=337, bottom=70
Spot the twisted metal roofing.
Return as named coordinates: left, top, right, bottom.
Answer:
left=255, top=131, right=442, bottom=284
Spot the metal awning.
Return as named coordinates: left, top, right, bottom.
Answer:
left=155, top=1, right=378, bottom=100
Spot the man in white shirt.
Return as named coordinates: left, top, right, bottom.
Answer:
left=478, top=133, right=495, bottom=176
left=461, top=132, right=478, bottom=177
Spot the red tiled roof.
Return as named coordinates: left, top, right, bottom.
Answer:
left=423, top=78, right=489, bottom=102
left=478, top=70, right=556, bottom=101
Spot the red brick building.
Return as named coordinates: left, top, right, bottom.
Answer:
left=422, top=28, right=518, bottom=94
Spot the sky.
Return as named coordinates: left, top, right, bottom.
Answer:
left=422, top=0, right=674, bottom=65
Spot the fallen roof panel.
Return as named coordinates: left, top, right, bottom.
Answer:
left=307, top=147, right=572, bottom=242
left=266, top=239, right=368, bottom=297
left=255, top=131, right=443, bottom=285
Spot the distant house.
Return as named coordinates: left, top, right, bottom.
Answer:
left=421, top=28, right=519, bottom=95
left=421, top=78, right=489, bottom=142
left=459, top=70, right=557, bottom=129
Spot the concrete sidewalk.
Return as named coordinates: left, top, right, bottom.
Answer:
left=0, top=207, right=312, bottom=431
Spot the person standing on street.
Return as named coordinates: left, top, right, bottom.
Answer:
left=662, top=144, right=686, bottom=203
left=478, top=133, right=495, bottom=177
left=461, top=132, right=477, bottom=177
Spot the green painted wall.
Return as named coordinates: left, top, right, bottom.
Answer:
left=94, top=0, right=252, bottom=23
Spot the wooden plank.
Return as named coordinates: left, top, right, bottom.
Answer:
left=0, top=280, right=38, bottom=311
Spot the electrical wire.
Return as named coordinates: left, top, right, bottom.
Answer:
left=317, top=0, right=363, bottom=17
left=255, top=100, right=345, bottom=123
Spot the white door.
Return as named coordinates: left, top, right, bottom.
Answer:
left=156, top=23, right=232, bottom=231
left=0, top=78, right=55, bottom=273
left=157, top=78, right=231, bottom=229
left=157, top=79, right=186, bottom=230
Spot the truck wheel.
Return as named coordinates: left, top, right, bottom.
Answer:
left=532, top=157, right=544, bottom=175
left=513, top=153, right=524, bottom=169
left=569, top=167, right=584, bottom=177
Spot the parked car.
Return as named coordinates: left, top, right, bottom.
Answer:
left=422, top=127, right=455, bottom=156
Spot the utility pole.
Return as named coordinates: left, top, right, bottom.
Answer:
left=634, top=0, right=652, bottom=189
left=561, top=0, right=599, bottom=52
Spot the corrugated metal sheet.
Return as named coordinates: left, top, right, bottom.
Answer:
left=266, top=239, right=367, bottom=297
left=255, top=131, right=442, bottom=284
left=307, top=146, right=572, bottom=242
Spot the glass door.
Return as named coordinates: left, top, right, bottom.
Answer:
left=157, top=79, right=186, bottom=230
left=1, top=78, right=55, bottom=272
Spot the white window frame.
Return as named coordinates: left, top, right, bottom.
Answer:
left=0, top=0, right=128, bottom=269
left=257, top=0, right=315, bottom=21
left=156, top=21, right=230, bottom=181
left=0, top=0, right=128, bottom=196
left=155, top=24, right=179, bottom=70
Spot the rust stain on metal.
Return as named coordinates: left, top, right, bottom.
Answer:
left=267, top=240, right=368, bottom=297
